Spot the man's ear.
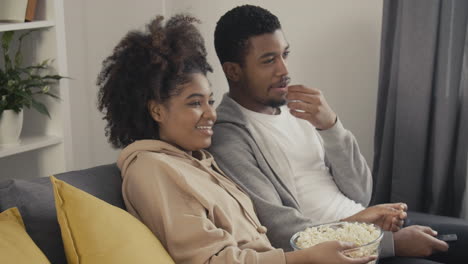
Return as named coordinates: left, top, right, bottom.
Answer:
left=222, top=62, right=242, bottom=82
left=148, top=100, right=164, bottom=122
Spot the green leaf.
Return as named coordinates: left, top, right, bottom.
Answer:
left=24, top=64, right=48, bottom=71
left=1, top=31, right=14, bottom=53
left=42, top=75, right=64, bottom=80
left=0, top=30, right=68, bottom=116
left=0, top=68, right=6, bottom=80
left=14, top=53, right=23, bottom=68
left=15, top=30, right=37, bottom=67
left=31, top=99, right=50, bottom=118
left=12, top=88, right=29, bottom=98
left=1, top=31, right=14, bottom=71
left=26, top=81, right=55, bottom=90
left=45, top=92, right=60, bottom=100
left=39, top=59, right=51, bottom=67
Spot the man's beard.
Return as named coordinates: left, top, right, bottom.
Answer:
left=266, top=98, right=287, bottom=108
left=266, top=76, right=290, bottom=108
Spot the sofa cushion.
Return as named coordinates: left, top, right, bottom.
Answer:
left=0, top=207, right=50, bottom=264
left=0, top=163, right=123, bottom=264
left=51, top=176, right=174, bottom=264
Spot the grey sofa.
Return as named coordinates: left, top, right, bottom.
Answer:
left=0, top=164, right=123, bottom=264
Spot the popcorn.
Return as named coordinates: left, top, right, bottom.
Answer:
left=292, top=222, right=382, bottom=263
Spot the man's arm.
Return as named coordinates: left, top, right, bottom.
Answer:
left=209, top=123, right=313, bottom=251
left=287, top=85, right=372, bottom=206
left=317, top=119, right=373, bottom=206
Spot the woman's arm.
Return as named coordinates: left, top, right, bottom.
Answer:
left=122, top=154, right=376, bottom=264
left=122, top=155, right=285, bottom=264
left=285, top=241, right=377, bottom=264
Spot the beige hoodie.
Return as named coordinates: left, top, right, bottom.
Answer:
left=117, top=140, right=286, bottom=264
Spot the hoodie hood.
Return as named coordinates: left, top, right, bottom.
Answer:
left=215, top=93, right=250, bottom=128
left=211, top=92, right=301, bottom=207
left=117, top=139, right=214, bottom=177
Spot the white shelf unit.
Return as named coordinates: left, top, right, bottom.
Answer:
left=0, top=0, right=73, bottom=179
left=0, top=20, right=55, bottom=31
left=0, top=135, right=62, bottom=158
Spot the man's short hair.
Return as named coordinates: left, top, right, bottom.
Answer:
left=214, top=5, right=281, bottom=64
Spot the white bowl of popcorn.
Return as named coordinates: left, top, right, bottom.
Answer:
left=290, top=222, right=383, bottom=263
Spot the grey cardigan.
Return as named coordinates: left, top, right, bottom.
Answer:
left=209, top=93, right=374, bottom=251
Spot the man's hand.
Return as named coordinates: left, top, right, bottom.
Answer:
left=342, top=203, right=407, bottom=232
left=286, top=85, right=337, bottom=130
left=394, top=225, right=449, bottom=257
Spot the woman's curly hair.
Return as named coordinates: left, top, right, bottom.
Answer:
left=97, top=14, right=212, bottom=148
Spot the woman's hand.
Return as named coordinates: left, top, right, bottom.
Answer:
left=285, top=241, right=377, bottom=264
left=342, top=203, right=407, bottom=232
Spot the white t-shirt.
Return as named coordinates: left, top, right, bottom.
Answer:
left=239, top=105, right=364, bottom=223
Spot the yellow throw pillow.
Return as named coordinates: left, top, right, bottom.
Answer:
left=50, top=176, right=174, bottom=264
left=0, top=207, right=50, bottom=264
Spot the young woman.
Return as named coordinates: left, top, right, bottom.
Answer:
left=97, top=14, right=377, bottom=264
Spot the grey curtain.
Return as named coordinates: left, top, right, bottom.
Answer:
left=372, top=0, right=468, bottom=217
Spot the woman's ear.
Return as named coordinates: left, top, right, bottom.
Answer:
left=148, top=100, right=164, bottom=122
left=222, top=62, right=242, bottom=82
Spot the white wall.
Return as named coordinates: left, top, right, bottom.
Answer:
left=64, top=0, right=383, bottom=170
left=64, top=0, right=166, bottom=169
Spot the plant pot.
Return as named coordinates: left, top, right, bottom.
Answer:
left=0, top=0, right=28, bottom=22
left=0, top=110, right=23, bottom=146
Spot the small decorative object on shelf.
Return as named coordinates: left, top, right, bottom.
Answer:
left=0, top=30, right=66, bottom=145
left=0, top=0, right=28, bottom=23
left=25, top=0, right=38, bottom=22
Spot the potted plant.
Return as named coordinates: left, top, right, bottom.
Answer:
left=0, top=30, right=65, bottom=145
left=0, top=0, right=28, bottom=22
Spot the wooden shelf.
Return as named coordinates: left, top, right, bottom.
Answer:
left=0, top=20, right=55, bottom=32
left=0, top=135, right=62, bottom=158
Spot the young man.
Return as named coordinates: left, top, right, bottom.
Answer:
left=209, top=5, right=467, bottom=264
